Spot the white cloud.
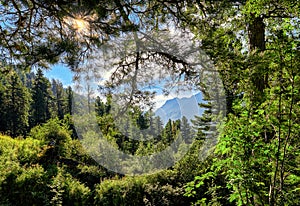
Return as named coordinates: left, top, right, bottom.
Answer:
left=152, top=89, right=199, bottom=109
left=153, top=94, right=172, bottom=109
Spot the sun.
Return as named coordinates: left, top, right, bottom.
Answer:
left=63, top=16, right=90, bottom=38
left=62, top=14, right=100, bottom=42
left=73, top=18, right=89, bottom=32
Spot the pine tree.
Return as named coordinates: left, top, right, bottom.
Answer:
left=163, top=119, right=173, bottom=144
left=95, top=96, right=106, bottom=117
left=0, top=71, right=6, bottom=133
left=30, top=69, right=53, bottom=127
left=191, top=87, right=214, bottom=141
left=183, top=1, right=300, bottom=205
left=163, top=119, right=180, bottom=145
left=66, top=86, right=73, bottom=115
left=136, top=112, right=149, bottom=130
left=3, top=71, right=30, bottom=137
left=180, top=116, right=194, bottom=144
left=52, top=79, right=67, bottom=119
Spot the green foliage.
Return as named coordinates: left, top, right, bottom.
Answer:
left=29, top=118, right=72, bottom=158
left=30, top=68, right=53, bottom=127
left=173, top=140, right=205, bottom=182
left=184, top=156, right=232, bottom=206
left=51, top=79, right=69, bottom=120
left=0, top=135, right=42, bottom=166
left=0, top=134, right=48, bottom=205
left=95, top=177, right=146, bottom=206
left=182, top=1, right=300, bottom=206
left=95, top=171, right=188, bottom=206
left=0, top=69, right=30, bottom=137
left=143, top=183, right=185, bottom=206
left=0, top=127, right=93, bottom=206
left=49, top=167, right=91, bottom=206
left=1, top=1, right=300, bottom=206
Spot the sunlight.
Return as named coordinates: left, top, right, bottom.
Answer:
left=74, top=18, right=89, bottom=33
left=63, top=16, right=91, bottom=38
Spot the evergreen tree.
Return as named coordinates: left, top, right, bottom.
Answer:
left=0, top=72, right=6, bottom=133
left=191, top=87, right=214, bottom=141
left=52, top=79, right=67, bottom=119
left=163, top=119, right=173, bottom=144
left=66, top=86, right=73, bottom=115
left=30, top=69, right=53, bottom=127
left=183, top=1, right=300, bottom=205
left=152, top=116, right=164, bottom=143
left=163, top=119, right=180, bottom=145
left=180, top=116, right=194, bottom=144
left=136, top=112, right=149, bottom=130
left=3, top=71, right=30, bottom=137
left=95, top=96, right=106, bottom=117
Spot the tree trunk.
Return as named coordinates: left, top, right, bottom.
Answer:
left=248, top=15, right=267, bottom=95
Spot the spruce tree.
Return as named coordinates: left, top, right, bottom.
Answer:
left=180, top=116, right=193, bottom=144
left=52, top=79, right=67, bottom=119
left=3, top=71, right=30, bottom=137
left=30, top=69, right=53, bottom=127
left=66, top=86, right=73, bottom=115
left=0, top=71, right=6, bottom=133
left=191, top=88, right=214, bottom=141
left=95, top=96, right=106, bottom=117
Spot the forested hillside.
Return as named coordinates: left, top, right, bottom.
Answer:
left=0, top=68, right=205, bottom=205
left=0, top=0, right=300, bottom=206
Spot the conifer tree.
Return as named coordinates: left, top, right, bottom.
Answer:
left=0, top=71, right=6, bottom=133
left=191, top=87, right=214, bottom=141
left=66, top=86, right=73, bottom=115
left=3, top=71, right=30, bottom=137
left=30, top=69, right=53, bottom=127
left=95, top=96, right=106, bottom=117
left=180, top=116, right=193, bottom=144
left=52, top=79, right=66, bottom=119
left=183, top=1, right=300, bottom=205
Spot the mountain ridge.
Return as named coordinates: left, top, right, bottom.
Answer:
left=155, top=93, right=203, bottom=124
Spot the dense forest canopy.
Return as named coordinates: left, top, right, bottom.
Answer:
left=0, top=0, right=300, bottom=205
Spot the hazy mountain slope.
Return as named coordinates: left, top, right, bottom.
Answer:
left=155, top=93, right=203, bottom=124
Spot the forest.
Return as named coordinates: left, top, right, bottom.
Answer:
left=0, top=0, right=300, bottom=205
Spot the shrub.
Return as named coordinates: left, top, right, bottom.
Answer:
left=29, top=118, right=72, bottom=158
left=94, top=176, right=146, bottom=206
left=49, top=167, right=91, bottom=206
left=0, top=135, right=49, bottom=205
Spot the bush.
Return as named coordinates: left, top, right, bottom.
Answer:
left=0, top=135, right=49, bottom=205
left=94, top=176, right=146, bottom=206
left=29, top=118, right=72, bottom=158
left=49, top=167, right=91, bottom=206
left=94, top=171, right=187, bottom=206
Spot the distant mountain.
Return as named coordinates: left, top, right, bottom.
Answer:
left=155, top=93, right=203, bottom=124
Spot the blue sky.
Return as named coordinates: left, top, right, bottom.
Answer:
left=45, top=63, right=201, bottom=109
left=44, top=64, right=73, bottom=87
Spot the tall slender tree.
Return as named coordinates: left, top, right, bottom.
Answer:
left=0, top=70, right=6, bottom=133
left=30, top=69, right=53, bottom=127
left=95, top=96, right=106, bottom=117
left=66, top=86, right=73, bottom=115
left=3, top=71, right=30, bottom=137
left=52, top=79, right=67, bottom=119
left=180, top=116, right=193, bottom=144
